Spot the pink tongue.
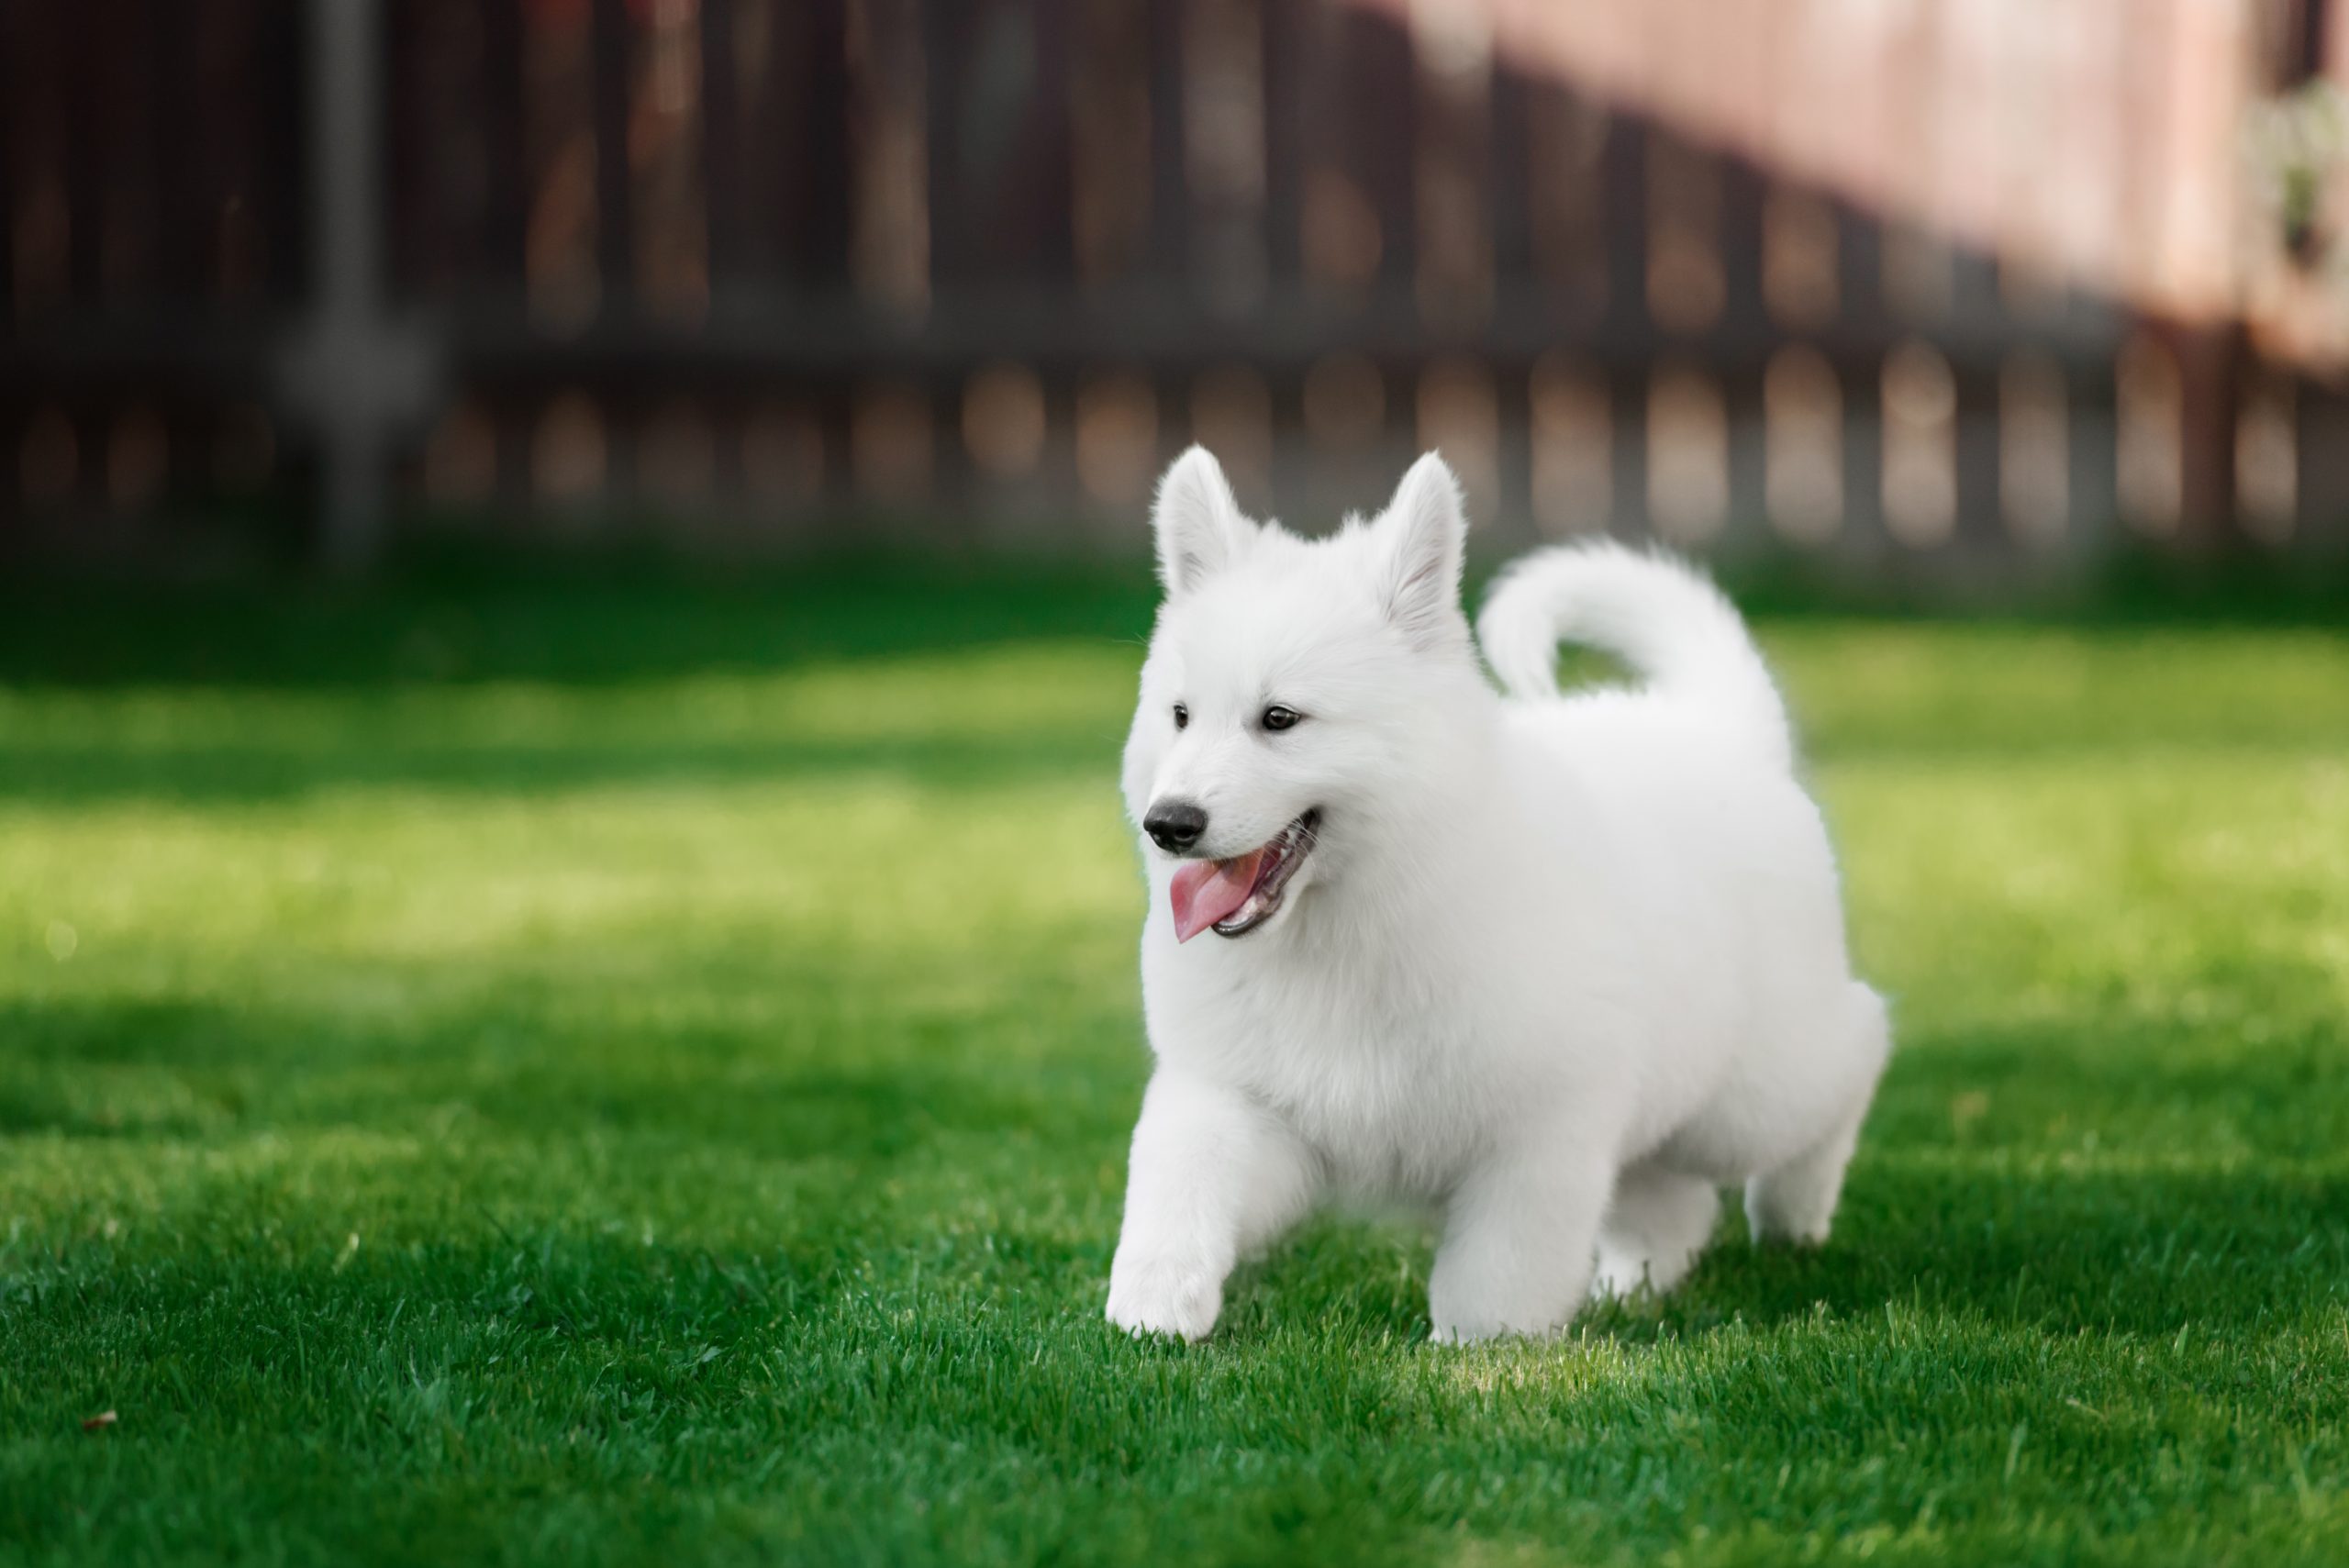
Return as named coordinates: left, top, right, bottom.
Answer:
left=1169, top=850, right=1266, bottom=943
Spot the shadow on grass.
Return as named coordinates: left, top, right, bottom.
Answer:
left=0, top=967, right=1145, bottom=1160
left=10, top=1141, right=2341, bottom=1360
left=0, top=564, right=1160, bottom=691
left=1221, top=1149, right=2349, bottom=1347
left=8, top=546, right=2347, bottom=694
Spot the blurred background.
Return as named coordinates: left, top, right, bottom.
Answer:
left=8, top=0, right=2349, bottom=594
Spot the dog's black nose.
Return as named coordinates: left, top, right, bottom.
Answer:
left=1143, top=799, right=1208, bottom=854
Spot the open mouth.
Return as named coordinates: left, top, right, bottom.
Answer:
left=1167, top=809, right=1321, bottom=942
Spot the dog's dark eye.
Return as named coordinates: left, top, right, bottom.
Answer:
left=1173, top=703, right=1188, bottom=731
left=1261, top=705, right=1301, bottom=732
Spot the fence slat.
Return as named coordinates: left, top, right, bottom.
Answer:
left=150, top=0, right=206, bottom=301
left=66, top=3, right=108, bottom=303
left=1719, top=157, right=1765, bottom=331
left=1602, top=114, right=1646, bottom=331
left=1487, top=64, right=1531, bottom=288
left=926, top=0, right=1077, bottom=289
left=1345, top=6, right=1414, bottom=289
left=921, top=2, right=967, bottom=287
left=779, top=0, right=852, bottom=290
left=257, top=0, right=306, bottom=298
left=1029, top=0, right=1078, bottom=287
left=1146, top=0, right=1190, bottom=281
left=1837, top=196, right=1881, bottom=323
left=481, top=0, right=527, bottom=296
left=700, top=0, right=742, bottom=290
left=0, top=4, right=17, bottom=312
left=590, top=0, right=634, bottom=311
left=1262, top=0, right=1307, bottom=288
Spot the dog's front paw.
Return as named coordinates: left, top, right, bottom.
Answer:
left=1105, top=1251, right=1223, bottom=1342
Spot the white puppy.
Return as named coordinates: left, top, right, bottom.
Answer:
left=1106, top=448, right=1889, bottom=1343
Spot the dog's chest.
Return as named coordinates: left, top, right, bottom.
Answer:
left=1173, top=955, right=1497, bottom=1197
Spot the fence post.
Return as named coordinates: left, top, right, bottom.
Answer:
left=281, top=0, right=437, bottom=572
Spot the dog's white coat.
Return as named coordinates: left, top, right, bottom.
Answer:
left=1106, top=448, right=1889, bottom=1343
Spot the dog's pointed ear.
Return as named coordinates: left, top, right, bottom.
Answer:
left=1152, top=447, right=1252, bottom=596
left=1375, top=452, right=1469, bottom=650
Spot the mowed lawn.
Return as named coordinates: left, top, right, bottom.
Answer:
left=2, top=573, right=2346, bottom=1566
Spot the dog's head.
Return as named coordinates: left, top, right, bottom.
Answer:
left=1121, top=447, right=1477, bottom=942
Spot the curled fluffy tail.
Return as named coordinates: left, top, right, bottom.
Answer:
left=1475, top=540, right=1791, bottom=767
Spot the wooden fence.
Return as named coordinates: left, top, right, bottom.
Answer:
left=4, top=0, right=2346, bottom=577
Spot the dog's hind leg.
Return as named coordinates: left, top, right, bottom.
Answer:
left=1746, top=984, right=1889, bottom=1246
left=1592, top=1162, right=1720, bottom=1300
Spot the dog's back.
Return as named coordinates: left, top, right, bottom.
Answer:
left=1477, top=543, right=1885, bottom=1184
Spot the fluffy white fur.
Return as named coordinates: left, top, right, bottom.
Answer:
left=1106, top=447, right=1889, bottom=1343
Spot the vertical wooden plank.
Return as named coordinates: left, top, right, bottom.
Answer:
left=841, top=0, right=925, bottom=312
left=1609, top=368, right=1645, bottom=538
left=1487, top=62, right=1533, bottom=539
left=2065, top=361, right=2119, bottom=560
left=205, top=0, right=262, bottom=306
left=0, top=3, right=17, bottom=311
left=925, top=0, right=1074, bottom=290
left=921, top=2, right=967, bottom=290
left=118, top=0, right=162, bottom=302
left=66, top=1, right=107, bottom=304
left=384, top=0, right=429, bottom=295
left=701, top=0, right=742, bottom=292
left=2174, top=322, right=2245, bottom=549
left=1954, top=367, right=2002, bottom=550
left=1523, top=79, right=1608, bottom=323
left=1410, top=28, right=1490, bottom=334
left=1489, top=361, right=1535, bottom=552
left=1345, top=6, right=1413, bottom=290
left=1029, top=0, right=1076, bottom=288
left=2297, top=380, right=2349, bottom=560
left=1261, top=0, right=1305, bottom=288
left=590, top=0, right=633, bottom=311
left=1839, top=203, right=1883, bottom=324
left=257, top=0, right=308, bottom=299
left=1603, top=115, right=1646, bottom=332
left=1951, top=246, right=1998, bottom=321
left=1717, top=154, right=1765, bottom=330
left=781, top=0, right=852, bottom=290
left=1146, top=0, right=1190, bottom=281
left=1723, top=362, right=1766, bottom=555
left=1486, top=63, right=1531, bottom=296
left=1843, top=357, right=1887, bottom=558
left=1719, top=161, right=1769, bottom=550
left=150, top=0, right=207, bottom=301
left=394, top=0, right=488, bottom=302
left=481, top=0, right=528, bottom=296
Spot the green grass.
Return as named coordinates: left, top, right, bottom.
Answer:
left=3, top=572, right=2346, bottom=1565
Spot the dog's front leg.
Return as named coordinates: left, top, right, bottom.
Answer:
left=1107, top=1067, right=1318, bottom=1342
left=1428, top=1136, right=1614, bottom=1343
